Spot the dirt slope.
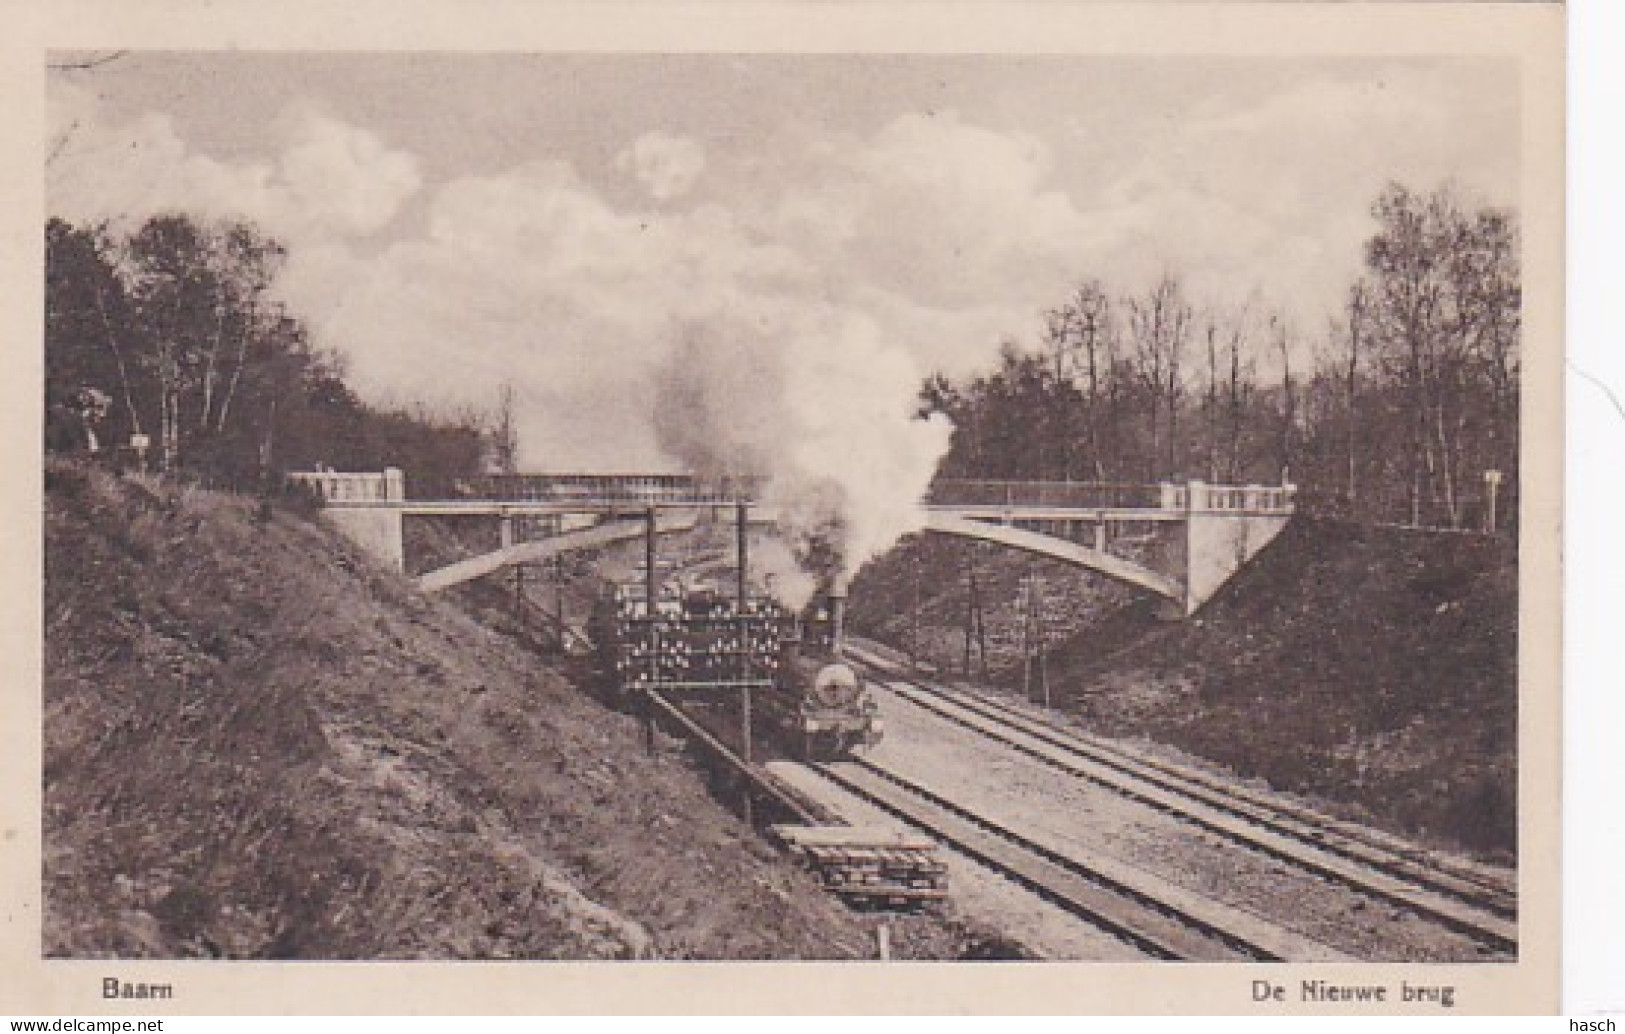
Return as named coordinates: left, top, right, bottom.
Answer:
left=849, top=519, right=1517, bottom=858
left=42, top=461, right=965, bottom=959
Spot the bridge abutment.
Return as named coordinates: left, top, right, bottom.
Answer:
left=1181, top=481, right=1294, bottom=614
left=325, top=506, right=407, bottom=573
left=288, top=468, right=408, bottom=573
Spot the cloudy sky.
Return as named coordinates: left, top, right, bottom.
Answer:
left=47, top=52, right=1518, bottom=480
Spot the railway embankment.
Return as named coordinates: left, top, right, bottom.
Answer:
left=41, top=461, right=970, bottom=959
left=848, top=517, right=1517, bottom=860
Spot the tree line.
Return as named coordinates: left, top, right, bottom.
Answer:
left=917, top=182, right=1520, bottom=531
left=46, top=214, right=500, bottom=491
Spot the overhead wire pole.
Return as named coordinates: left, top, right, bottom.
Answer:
left=507, top=514, right=526, bottom=627
left=972, top=545, right=988, bottom=681
left=1020, top=572, right=1032, bottom=702
left=554, top=520, right=566, bottom=649
left=1035, top=572, right=1051, bottom=710
left=962, top=547, right=974, bottom=679
left=911, top=547, right=923, bottom=666
left=736, top=497, right=754, bottom=828
left=1020, top=567, right=1050, bottom=706
left=643, top=505, right=658, bottom=756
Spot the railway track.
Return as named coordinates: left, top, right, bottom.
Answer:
left=644, top=689, right=837, bottom=824
left=845, top=642, right=1518, bottom=956
left=654, top=681, right=1343, bottom=960
left=810, top=756, right=1352, bottom=962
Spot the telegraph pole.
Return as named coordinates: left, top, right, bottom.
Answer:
left=552, top=515, right=566, bottom=647
left=736, top=498, right=754, bottom=827
left=962, top=549, right=974, bottom=678
left=962, top=544, right=988, bottom=682
left=643, top=506, right=658, bottom=755
left=1020, top=574, right=1033, bottom=702
left=1034, top=573, right=1050, bottom=709
left=911, top=547, right=923, bottom=665
left=1020, top=570, right=1049, bottom=706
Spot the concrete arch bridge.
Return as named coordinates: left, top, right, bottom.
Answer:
left=290, top=471, right=1295, bottom=616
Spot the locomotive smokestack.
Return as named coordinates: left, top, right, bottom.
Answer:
left=735, top=500, right=749, bottom=606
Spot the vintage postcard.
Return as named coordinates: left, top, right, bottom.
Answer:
left=0, top=0, right=1564, bottom=1016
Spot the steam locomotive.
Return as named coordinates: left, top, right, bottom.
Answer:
left=588, top=579, right=883, bottom=761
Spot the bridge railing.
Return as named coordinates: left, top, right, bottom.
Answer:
left=406, top=472, right=762, bottom=506
left=301, top=468, right=1295, bottom=515
left=928, top=479, right=1168, bottom=510
left=288, top=468, right=405, bottom=503
left=931, top=479, right=1295, bottom=514
left=1186, top=482, right=1296, bottom=514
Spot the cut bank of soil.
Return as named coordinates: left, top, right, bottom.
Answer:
left=41, top=461, right=971, bottom=960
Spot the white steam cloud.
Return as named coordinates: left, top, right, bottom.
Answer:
left=650, top=306, right=951, bottom=599
left=748, top=536, right=820, bottom=612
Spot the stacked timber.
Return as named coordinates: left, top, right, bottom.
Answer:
left=771, top=825, right=948, bottom=906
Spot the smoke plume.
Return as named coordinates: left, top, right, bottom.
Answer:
left=651, top=307, right=951, bottom=605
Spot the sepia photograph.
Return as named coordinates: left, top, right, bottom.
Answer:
left=4, top=0, right=1565, bottom=1016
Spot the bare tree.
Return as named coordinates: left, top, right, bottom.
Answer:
left=1271, top=312, right=1296, bottom=484
left=1223, top=305, right=1259, bottom=484
left=1043, top=280, right=1116, bottom=480
left=200, top=226, right=285, bottom=435
left=95, top=215, right=290, bottom=472
left=1202, top=318, right=1221, bottom=482
left=1363, top=183, right=1519, bottom=527
left=1127, top=275, right=1192, bottom=480
left=1340, top=282, right=1370, bottom=509
left=490, top=382, right=521, bottom=474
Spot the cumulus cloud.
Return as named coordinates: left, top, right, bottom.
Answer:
left=615, top=131, right=707, bottom=200
left=272, top=106, right=424, bottom=237
left=49, top=89, right=421, bottom=243
left=765, top=111, right=1099, bottom=315
left=1068, top=66, right=1518, bottom=327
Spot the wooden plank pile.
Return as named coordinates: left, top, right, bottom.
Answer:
left=771, top=825, right=948, bottom=906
